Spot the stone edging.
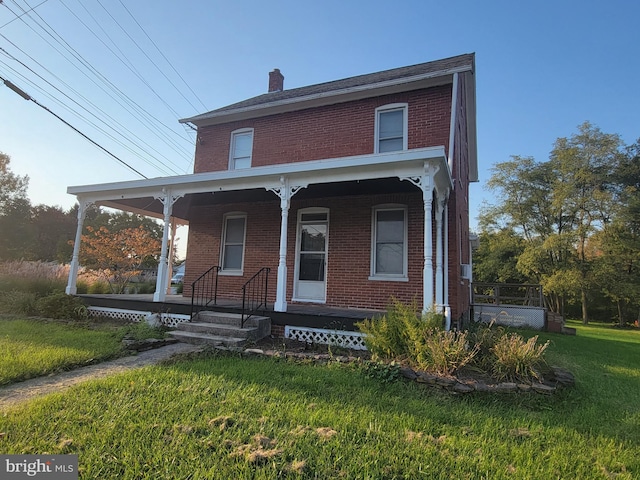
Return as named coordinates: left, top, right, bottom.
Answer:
left=240, top=347, right=575, bottom=395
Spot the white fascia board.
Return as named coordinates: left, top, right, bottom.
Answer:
left=67, top=147, right=448, bottom=203
left=181, top=66, right=473, bottom=126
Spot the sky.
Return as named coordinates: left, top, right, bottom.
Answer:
left=1, top=0, right=639, bottom=246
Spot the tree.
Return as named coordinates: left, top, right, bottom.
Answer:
left=478, top=123, right=632, bottom=322
left=0, top=152, right=28, bottom=213
left=0, top=153, right=32, bottom=261
left=548, top=122, right=624, bottom=323
left=29, top=205, right=77, bottom=262
left=78, top=225, right=162, bottom=293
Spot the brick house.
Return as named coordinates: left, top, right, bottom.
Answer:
left=66, top=53, right=477, bottom=330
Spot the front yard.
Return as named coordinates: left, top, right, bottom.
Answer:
left=0, top=319, right=638, bottom=478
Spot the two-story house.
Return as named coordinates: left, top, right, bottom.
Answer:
left=65, top=53, right=477, bottom=334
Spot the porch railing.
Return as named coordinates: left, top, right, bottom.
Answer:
left=241, top=267, right=270, bottom=328
left=190, top=265, right=221, bottom=318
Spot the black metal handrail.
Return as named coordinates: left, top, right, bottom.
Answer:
left=190, top=265, right=221, bottom=318
left=241, top=267, right=270, bottom=328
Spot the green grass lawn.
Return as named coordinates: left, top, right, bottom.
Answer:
left=0, top=317, right=124, bottom=385
left=1, top=321, right=638, bottom=479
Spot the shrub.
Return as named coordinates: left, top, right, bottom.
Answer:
left=356, top=299, right=424, bottom=360
left=468, top=321, right=506, bottom=371
left=490, top=334, right=550, bottom=382
left=0, top=290, right=39, bottom=315
left=414, top=330, right=478, bottom=376
left=135, top=282, right=156, bottom=294
left=87, top=281, right=111, bottom=294
left=118, top=321, right=166, bottom=341
left=35, top=293, right=88, bottom=320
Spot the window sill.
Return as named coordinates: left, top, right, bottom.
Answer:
left=368, top=275, right=409, bottom=282
left=219, top=270, right=243, bottom=277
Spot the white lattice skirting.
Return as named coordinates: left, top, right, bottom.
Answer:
left=87, top=306, right=190, bottom=328
left=284, top=326, right=368, bottom=350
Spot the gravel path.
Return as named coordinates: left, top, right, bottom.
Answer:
left=0, top=343, right=203, bottom=410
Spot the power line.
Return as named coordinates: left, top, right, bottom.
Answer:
left=1, top=1, right=194, bottom=165
left=1, top=74, right=148, bottom=179
left=0, top=0, right=48, bottom=29
left=115, top=0, right=207, bottom=111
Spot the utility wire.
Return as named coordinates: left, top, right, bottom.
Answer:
left=0, top=46, right=183, bottom=175
left=115, top=0, right=207, bottom=111
left=1, top=74, right=148, bottom=179
left=2, top=0, right=194, bottom=158
left=0, top=0, right=48, bottom=29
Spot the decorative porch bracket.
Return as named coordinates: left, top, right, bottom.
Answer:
left=153, top=189, right=184, bottom=302
left=400, top=163, right=441, bottom=316
left=65, top=199, right=94, bottom=295
left=267, top=176, right=307, bottom=312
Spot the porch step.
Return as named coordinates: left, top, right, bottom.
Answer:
left=168, top=330, right=246, bottom=347
left=169, top=311, right=271, bottom=347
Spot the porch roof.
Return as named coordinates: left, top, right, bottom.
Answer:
left=67, top=146, right=450, bottom=223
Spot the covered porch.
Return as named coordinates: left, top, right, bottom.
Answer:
left=66, top=146, right=453, bottom=323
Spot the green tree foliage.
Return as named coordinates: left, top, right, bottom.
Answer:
left=0, top=153, right=32, bottom=261
left=478, top=124, right=638, bottom=324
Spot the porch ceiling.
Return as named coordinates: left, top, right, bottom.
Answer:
left=68, top=147, right=450, bottom=222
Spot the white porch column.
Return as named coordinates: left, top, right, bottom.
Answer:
left=65, top=200, right=92, bottom=295
left=435, top=193, right=445, bottom=314
left=268, top=177, right=306, bottom=312
left=165, top=218, right=178, bottom=295
left=444, top=202, right=451, bottom=330
left=154, top=190, right=183, bottom=302
left=401, top=163, right=439, bottom=314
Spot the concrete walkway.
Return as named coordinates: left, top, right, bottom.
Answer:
left=0, top=343, right=203, bottom=410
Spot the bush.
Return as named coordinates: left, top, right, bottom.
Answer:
left=35, top=293, right=88, bottom=320
left=490, top=334, right=550, bottom=382
left=356, top=299, right=425, bottom=360
left=414, top=330, right=478, bottom=376
left=118, top=321, right=166, bottom=341
left=87, top=281, right=111, bottom=294
left=358, top=300, right=551, bottom=383
left=0, top=290, right=39, bottom=315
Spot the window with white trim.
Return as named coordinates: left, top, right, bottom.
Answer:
left=220, top=213, right=246, bottom=274
left=375, top=104, right=408, bottom=153
left=370, top=205, right=408, bottom=280
left=229, top=129, right=253, bottom=169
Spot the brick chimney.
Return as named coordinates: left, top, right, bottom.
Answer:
left=268, top=68, right=284, bottom=92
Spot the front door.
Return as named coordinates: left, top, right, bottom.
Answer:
left=294, top=209, right=328, bottom=302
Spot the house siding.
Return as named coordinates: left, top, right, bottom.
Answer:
left=193, top=87, right=452, bottom=173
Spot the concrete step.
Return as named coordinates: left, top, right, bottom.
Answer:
left=177, top=321, right=260, bottom=341
left=195, top=311, right=270, bottom=328
left=167, top=330, right=246, bottom=347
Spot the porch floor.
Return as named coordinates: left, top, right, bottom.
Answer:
left=79, top=294, right=384, bottom=331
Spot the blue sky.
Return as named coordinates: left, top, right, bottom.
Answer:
left=1, top=0, right=639, bottom=234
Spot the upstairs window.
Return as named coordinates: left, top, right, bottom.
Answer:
left=230, top=129, right=253, bottom=169
left=375, top=104, right=408, bottom=153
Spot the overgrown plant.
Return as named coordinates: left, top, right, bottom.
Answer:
left=415, top=330, right=479, bottom=376
left=355, top=299, right=425, bottom=360
left=490, top=333, right=550, bottom=382
left=35, top=293, right=88, bottom=321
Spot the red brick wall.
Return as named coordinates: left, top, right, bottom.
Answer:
left=184, top=192, right=428, bottom=311
left=194, top=86, right=452, bottom=173
left=447, top=74, right=472, bottom=323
